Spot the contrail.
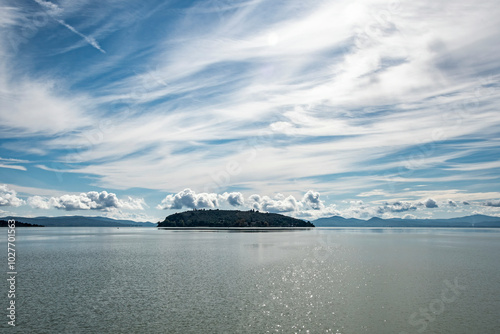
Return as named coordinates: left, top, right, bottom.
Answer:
left=32, top=0, right=106, bottom=54
left=55, top=19, right=106, bottom=54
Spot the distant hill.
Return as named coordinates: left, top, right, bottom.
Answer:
left=0, top=216, right=155, bottom=227
left=313, top=214, right=500, bottom=228
left=0, top=219, right=44, bottom=227
left=158, top=209, right=314, bottom=228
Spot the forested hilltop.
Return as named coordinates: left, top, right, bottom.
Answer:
left=0, top=220, right=44, bottom=227
left=157, top=209, right=314, bottom=228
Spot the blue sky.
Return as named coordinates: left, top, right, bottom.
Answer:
left=1, top=0, right=499, bottom=222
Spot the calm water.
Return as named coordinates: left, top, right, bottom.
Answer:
left=1, top=227, right=500, bottom=333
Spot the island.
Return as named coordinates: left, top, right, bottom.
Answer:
left=157, top=209, right=314, bottom=228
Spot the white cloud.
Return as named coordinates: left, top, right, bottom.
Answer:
left=3, top=184, right=71, bottom=197
left=100, top=209, right=157, bottom=223
left=334, top=197, right=451, bottom=219
left=248, top=194, right=301, bottom=213
left=0, top=157, right=28, bottom=171
left=219, top=192, right=244, bottom=206
left=0, top=79, right=93, bottom=137
left=0, top=164, right=26, bottom=171
left=55, top=191, right=120, bottom=210
left=483, top=200, right=500, bottom=208
left=357, top=189, right=388, bottom=197
left=27, top=195, right=51, bottom=209
left=380, top=201, right=418, bottom=213
left=28, top=191, right=146, bottom=211
left=158, top=189, right=329, bottom=217
left=294, top=204, right=341, bottom=220
left=120, top=196, right=148, bottom=210
left=157, top=189, right=219, bottom=210
left=302, top=190, right=324, bottom=210
left=0, top=184, right=25, bottom=207
left=33, top=0, right=63, bottom=15
left=445, top=160, right=500, bottom=171
left=421, top=198, right=439, bottom=209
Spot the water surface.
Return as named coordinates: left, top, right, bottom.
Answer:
left=1, top=227, right=499, bottom=333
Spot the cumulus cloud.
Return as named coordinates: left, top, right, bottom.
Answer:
left=339, top=197, right=444, bottom=220
left=158, top=189, right=327, bottom=215
left=0, top=185, right=25, bottom=207
left=302, top=190, right=324, bottom=210
left=246, top=190, right=328, bottom=215
left=220, top=192, right=244, bottom=206
left=53, top=192, right=120, bottom=210
left=28, top=191, right=146, bottom=211
left=157, top=189, right=219, bottom=210
left=248, top=194, right=301, bottom=213
left=341, top=201, right=377, bottom=219
left=294, top=204, right=341, bottom=220
left=120, top=196, right=148, bottom=210
left=421, top=198, right=438, bottom=208
left=379, top=201, right=418, bottom=213
left=27, top=195, right=52, bottom=209
left=483, top=200, right=500, bottom=207
left=155, top=189, right=467, bottom=220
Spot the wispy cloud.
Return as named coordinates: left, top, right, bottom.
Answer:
left=0, top=157, right=28, bottom=171
left=32, top=0, right=105, bottom=53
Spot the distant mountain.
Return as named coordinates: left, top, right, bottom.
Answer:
left=313, top=214, right=500, bottom=228
left=0, top=216, right=155, bottom=227
left=158, top=209, right=314, bottom=228
left=314, top=216, right=366, bottom=227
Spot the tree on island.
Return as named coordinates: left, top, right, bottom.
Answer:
left=157, top=209, right=314, bottom=228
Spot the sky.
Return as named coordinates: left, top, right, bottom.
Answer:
left=0, top=0, right=499, bottom=223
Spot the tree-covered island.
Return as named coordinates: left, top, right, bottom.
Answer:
left=157, top=209, right=315, bottom=228
left=0, top=220, right=44, bottom=227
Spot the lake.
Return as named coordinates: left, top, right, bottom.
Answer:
left=1, top=227, right=500, bottom=333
